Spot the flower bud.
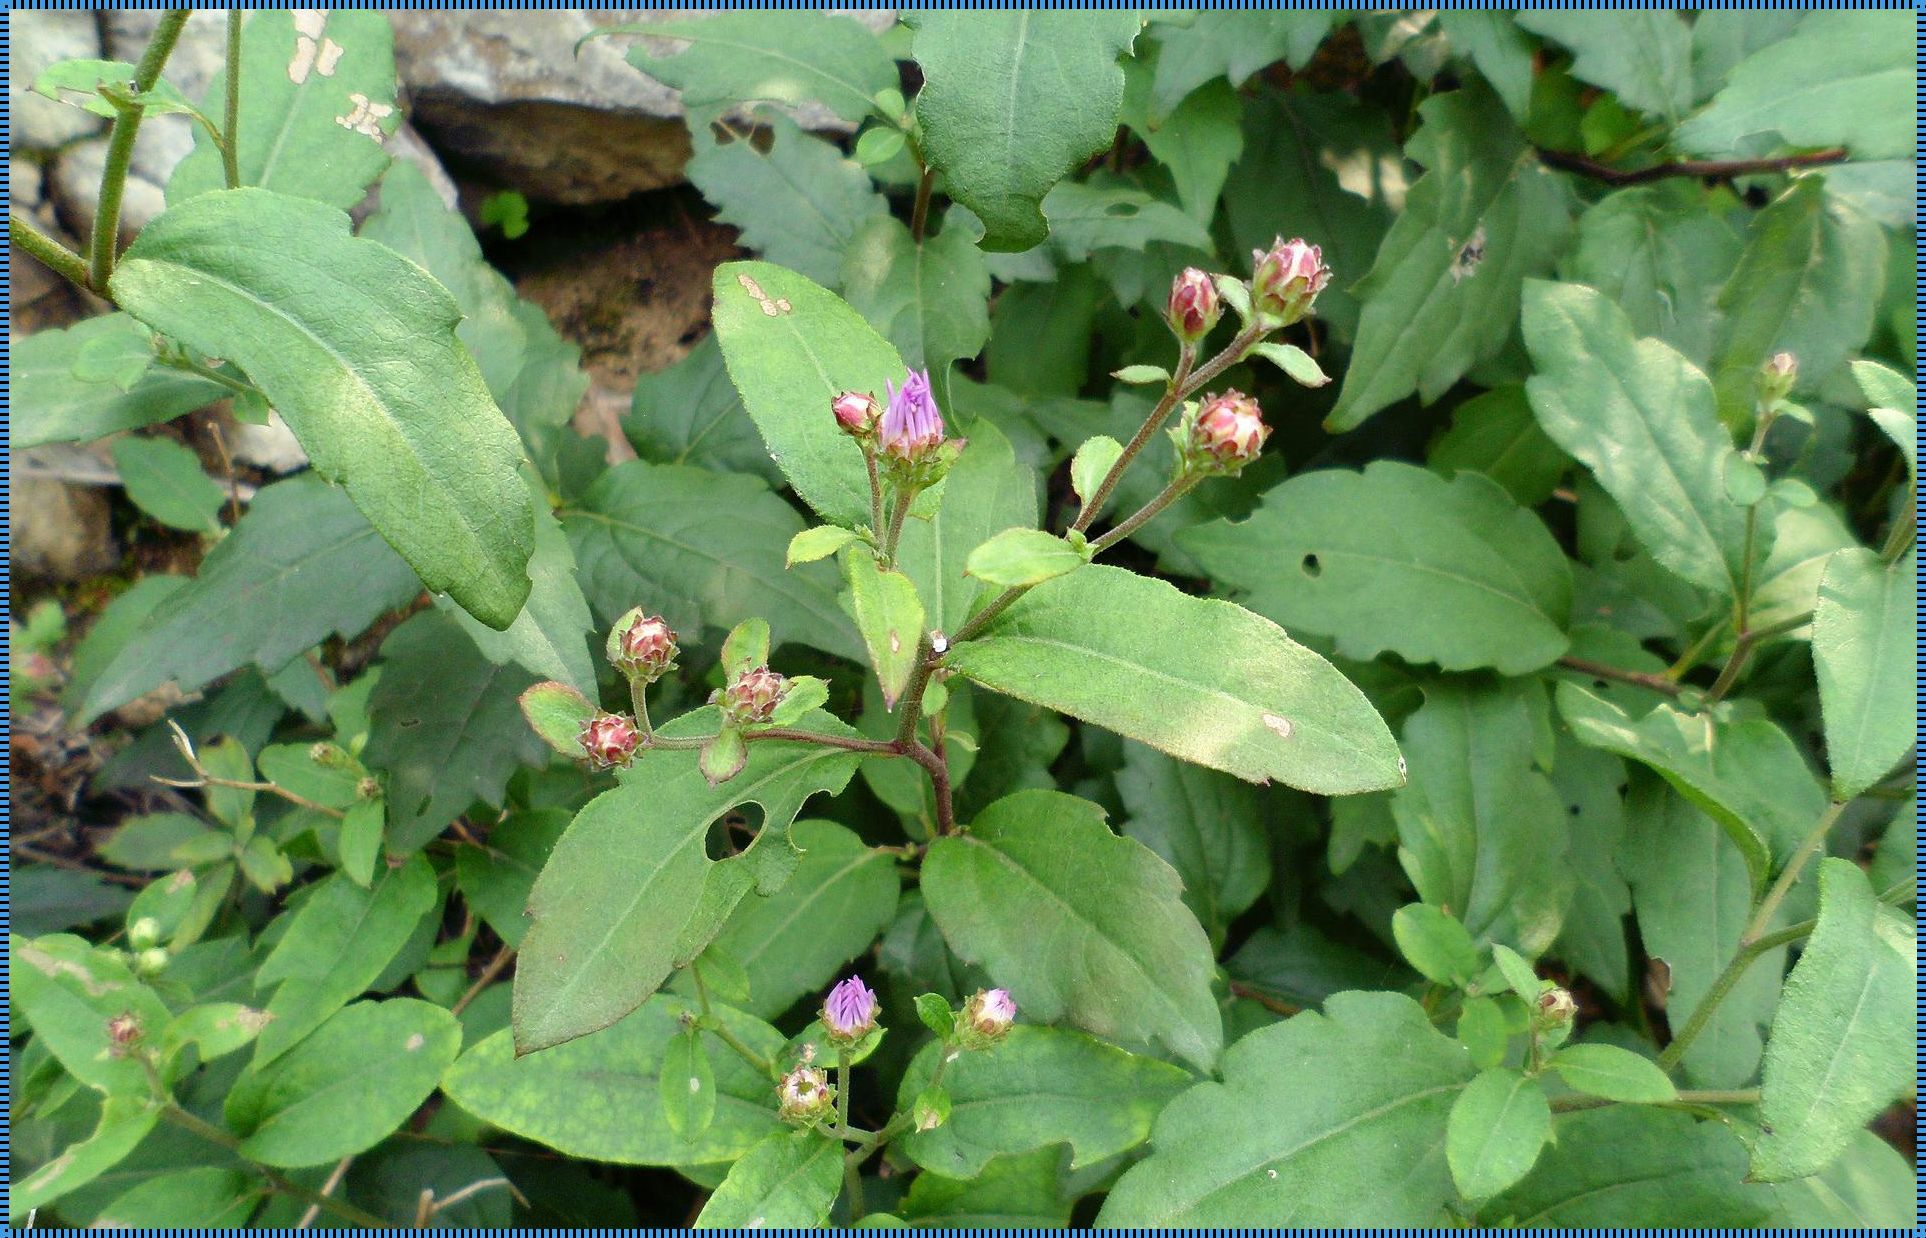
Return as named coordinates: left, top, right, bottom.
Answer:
left=134, top=947, right=170, bottom=976
left=1180, top=390, right=1270, bottom=475
left=720, top=666, right=788, bottom=727
left=128, top=916, right=163, bottom=952
left=878, top=369, right=965, bottom=488
left=1535, top=986, right=1577, bottom=1031
left=1250, top=236, right=1331, bottom=324
left=1757, top=351, right=1798, bottom=405
left=832, top=390, right=881, bottom=438
left=106, top=1012, right=144, bottom=1052
left=777, top=1062, right=836, bottom=1125
left=309, top=740, right=351, bottom=769
left=357, top=775, right=382, bottom=801
left=1165, top=267, right=1222, bottom=343
left=578, top=712, right=641, bottom=770
left=821, top=974, right=879, bottom=1045
left=608, top=608, right=678, bottom=682
left=957, top=987, right=1016, bottom=1048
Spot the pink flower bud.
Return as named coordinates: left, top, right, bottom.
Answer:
left=777, top=1062, right=836, bottom=1124
left=609, top=608, right=678, bottom=682
left=1535, top=986, right=1577, bottom=1030
left=1165, top=267, right=1222, bottom=343
left=106, top=1012, right=144, bottom=1052
left=721, top=666, right=788, bottom=726
left=1183, top=390, right=1270, bottom=474
left=1758, top=351, right=1798, bottom=404
left=880, top=369, right=947, bottom=463
left=960, top=987, right=1016, bottom=1044
left=1250, top=236, right=1331, bottom=324
left=578, top=712, right=641, bottom=770
left=822, top=974, right=879, bottom=1044
left=832, top=390, right=881, bottom=437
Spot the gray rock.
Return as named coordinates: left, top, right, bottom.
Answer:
left=13, top=11, right=107, bottom=151
left=12, top=472, right=118, bottom=583
left=13, top=157, right=45, bottom=208
left=52, top=137, right=167, bottom=239
left=227, top=412, right=309, bottom=475
left=104, top=10, right=227, bottom=195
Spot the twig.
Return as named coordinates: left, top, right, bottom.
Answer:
left=205, top=416, right=243, bottom=523
left=10, top=211, right=91, bottom=290
left=451, top=944, right=514, bottom=1017
left=158, top=1104, right=392, bottom=1228
left=909, top=164, right=935, bottom=243
left=1227, top=981, right=1300, bottom=1017
left=295, top=1156, right=355, bottom=1229
left=222, top=10, right=243, bottom=189
left=1535, top=144, right=1849, bottom=188
left=91, top=9, right=191, bottom=291
left=1556, top=656, right=1685, bottom=699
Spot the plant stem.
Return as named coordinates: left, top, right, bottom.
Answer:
left=1880, top=497, right=1915, bottom=565
left=1666, top=620, right=1729, bottom=680
left=158, top=1104, right=393, bottom=1227
left=91, top=8, right=191, bottom=292
left=295, top=1156, right=355, bottom=1229
left=450, top=944, right=514, bottom=1017
left=1556, top=656, right=1684, bottom=698
left=1534, top=144, right=1849, bottom=187
left=1071, top=339, right=1203, bottom=535
left=909, top=165, right=935, bottom=243
left=222, top=10, right=244, bottom=189
left=691, top=960, right=775, bottom=1077
left=10, top=211, right=92, bottom=289
left=907, top=740, right=956, bottom=836
left=1089, top=474, right=1200, bottom=556
left=1550, top=1088, right=1761, bottom=1114
left=865, top=451, right=886, bottom=542
left=628, top=678, right=654, bottom=739
left=153, top=771, right=345, bottom=819
left=882, top=486, right=915, bottom=565
left=838, top=1047, right=865, bottom=1220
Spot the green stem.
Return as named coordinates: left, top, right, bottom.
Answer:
left=1704, top=504, right=1766, bottom=706
left=1071, top=340, right=1202, bottom=535
left=1550, top=1088, right=1761, bottom=1115
left=158, top=353, right=256, bottom=397
left=838, top=1047, right=865, bottom=1220
left=909, top=164, right=936, bottom=244
left=1556, top=656, right=1684, bottom=699
left=881, top=486, right=915, bottom=565
left=10, top=211, right=91, bottom=289
left=691, top=960, right=775, bottom=1077
left=1880, top=497, right=1915, bottom=565
left=91, top=9, right=191, bottom=292
left=1089, top=474, right=1201, bottom=556
left=628, top=678, right=653, bottom=739
left=865, top=451, right=886, bottom=542
left=222, top=10, right=243, bottom=189
left=1666, top=620, right=1728, bottom=680
left=158, top=1103, right=393, bottom=1227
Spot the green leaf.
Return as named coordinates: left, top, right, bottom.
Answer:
left=1392, top=680, right=1571, bottom=956
left=14, top=314, right=224, bottom=448
left=897, top=420, right=1038, bottom=635
left=923, top=790, right=1220, bottom=1068
left=456, top=808, right=569, bottom=951
left=1438, top=12, right=1537, bottom=118
left=896, top=1024, right=1190, bottom=1178
left=512, top=714, right=861, bottom=1053
left=1251, top=341, right=1330, bottom=388
left=1111, top=365, right=1169, bottom=386
left=11, top=934, right=171, bottom=1096
left=788, top=526, right=861, bottom=566
left=1558, top=681, right=1826, bottom=892
left=963, top=529, right=1086, bottom=590
left=1121, top=72, right=1242, bottom=221
left=92, top=1167, right=258, bottom=1228
left=660, top=1026, right=716, bottom=1139
left=1181, top=462, right=1572, bottom=675
left=1852, top=359, right=1918, bottom=486
left=619, top=13, right=897, bottom=127
left=78, top=475, right=419, bottom=723
left=1752, top=859, right=1915, bottom=1181
left=1034, top=180, right=1214, bottom=261
left=694, top=1132, right=842, bottom=1229
left=1392, top=904, right=1482, bottom=987
left=1100, top=991, right=1474, bottom=1225
left=1548, top=1043, right=1678, bottom=1104
left=162, top=1002, right=271, bottom=1065
left=1549, top=735, right=1634, bottom=1003
left=689, top=112, right=888, bottom=288
left=1517, top=12, right=1692, bottom=122
left=842, top=214, right=992, bottom=375
left=443, top=496, right=598, bottom=694
left=111, top=188, right=535, bottom=629
left=363, top=611, right=546, bottom=853
left=1762, top=1128, right=1918, bottom=1226
left=442, top=995, right=785, bottom=1165
left=711, top=260, right=906, bottom=528
left=170, top=11, right=398, bottom=208
left=98, top=810, right=225, bottom=872
left=1559, top=182, right=1743, bottom=365
left=518, top=681, right=597, bottom=760
left=1145, top=12, right=1332, bottom=121
left=1069, top=436, right=1124, bottom=509
left=1677, top=11, right=1914, bottom=160
left=901, top=1147, right=1074, bottom=1227
left=1446, top=1067, right=1552, bottom=1200
left=1327, top=82, right=1574, bottom=431
left=110, top=436, right=225, bottom=534
left=1709, top=178, right=1887, bottom=419
left=1522, top=279, right=1752, bottom=595
left=907, top=12, right=1142, bottom=252
left=1481, top=1106, right=1762, bottom=1225
left=1428, top=385, right=1572, bottom=508
left=626, top=336, right=783, bottom=489
left=1813, top=548, right=1915, bottom=799
left=846, top=552, right=926, bottom=708
left=253, top=855, right=437, bottom=1063
left=1116, top=741, right=1269, bottom=944
left=564, top=460, right=861, bottom=662
left=1457, top=997, right=1510, bottom=1069
left=224, top=998, right=459, bottom=1168
left=947, top=565, right=1403, bottom=795
left=10, top=1095, right=159, bottom=1222
left=707, top=819, right=901, bottom=1020
left=33, top=58, right=199, bottom=118
left=723, top=618, right=770, bottom=678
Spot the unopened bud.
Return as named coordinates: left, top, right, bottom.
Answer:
left=578, top=712, right=641, bottom=770
left=878, top=369, right=966, bottom=488
left=128, top=916, right=163, bottom=952
left=1180, top=390, right=1270, bottom=475
left=134, top=947, right=169, bottom=976
left=956, top=987, right=1016, bottom=1048
left=106, top=1012, right=144, bottom=1052
left=832, top=390, right=881, bottom=438
left=356, top=776, right=382, bottom=801
left=1165, top=267, right=1222, bottom=343
left=1250, top=236, right=1331, bottom=324
left=821, top=974, right=879, bottom=1045
left=720, top=666, right=788, bottom=727
left=1535, top=986, right=1577, bottom=1030
left=1757, top=351, right=1798, bottom=405
left=309, top=741, right=351, bottom=769
left=608, top=608, right=678, bottom=682
left=777, top=1063, right=836, bottom=1125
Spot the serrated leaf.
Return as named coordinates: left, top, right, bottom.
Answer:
left=224, top=999, right=459, bottom=1168
left=1099, top=991, right=1474, bottom=1225
left=842, top=214, right=992, bottom=374
left=170, top=10, right=397, bottom=207
left=1548, top=1043, right=1677, bottom=1104
left=963, top=529, right=1086, bottom=590
left=1328, top=82, right=1574, bottom=431
left=1518, top=12, right=1693, bottom=122
left=907, top=11, right=1142, bottom=252
left=948, top=565, right=1402, bottom=795
left=1438, top=12, right=1537, bottom=118
left=1762, top=1128, right=1918, bottom=1226
left=711, top=260, right=906, bottom=528
left=1677, top=11, right=1913, bottom=161
left=694, top=1131, right=842, bottom=1229
left=1145, top=12, right=1332, bottom=121
left=1447, top=1067, right=1551, bottom=1200
left=1181, top=462, right=1573, bottom=675
left=563, top=460, right=860, bottom=662
left=1812, top=548, right=1914, bottom=799
left=1392, top=903, right=1482, bottom=987
left=1522, top=279, right=1753, bottom=595
left=1559, top=182, right=1743, bottom=365
left=689, top=112, right=888, bottom=288
left=1482, top=1106, right=1763, bottom=1225
left=11, top=934, right=171, bottom=1097
left=111, top=188, right=535, bottom=629
left=512, top=712, right=861, bottom=1053
left=79, top=474, right=421, bottom=723
left=14, top=314, right=224, bottom=448
left=1036, top=180, right=1214, bottom=261
left=110, top=436, right=225, bottom=534
left=362, top=611, right=546, bottom=854
left=1123, top=70, right=1242, bottom=221
left=626, top=335, right=784, bottom=488
left=922, top=790, right=1221, bottom=1069
left=896, top=1025, right=1189, bottom=1178
left=442, top=487, right=597, bottom=693
left=1851, top=358, right=1917, bottom=485
left=619, top=13, right=897, bottom=127
left=1116, top=740, right=1268, bottom=944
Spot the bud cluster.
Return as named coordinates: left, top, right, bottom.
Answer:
left=777, top=1062, right=836, bottom=1126
left=1175, top=390, right=1271, bottom=477
left=609, top=608, right=678, bottom=683
left=1165, top=267, right=1222, bottom=343
left=719, top=665, right=789, bottom=727
left=579, top=711, right=641, bottom=770
left=1250, top=236, right=1331, bottom=325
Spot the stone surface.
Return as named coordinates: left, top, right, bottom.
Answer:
left=12, top=10, right=107, bottom=151
left=13, top=472, right=119, bottom=582
left=13, top=157, right=46, bottom=207
left=52, top=137, right=169, bottom=239
left=226, top=412, right=311, bottom=475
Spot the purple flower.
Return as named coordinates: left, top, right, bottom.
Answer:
left=880, top=369, right=946, bottom=461
left=960, top=987, right=1016, bottom=1045
left=822, top=974, right=879, bottom=1043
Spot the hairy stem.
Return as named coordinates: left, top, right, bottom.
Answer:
left=692, top=960, right=775, bottom=1077
left=838, top=1046, right=865, bottom=1219
left=1535, top=144, right=1849, bottom=187
left=92, top=9, right=191, bottom=291
left=865, top=451, right=886, bottom=542
left=907, top=740, right=956, bottom=836
left=10, top=211, right=92, bottom=289
left=909, top=164, right=936, bottom=244
left=159, top=1103, right=393, bottom=1227
left=882, top=486, right=915, bottom=565
left=222, top=10, right=243, bottom=189
left=1089, top=474, right=1201, bottom=556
